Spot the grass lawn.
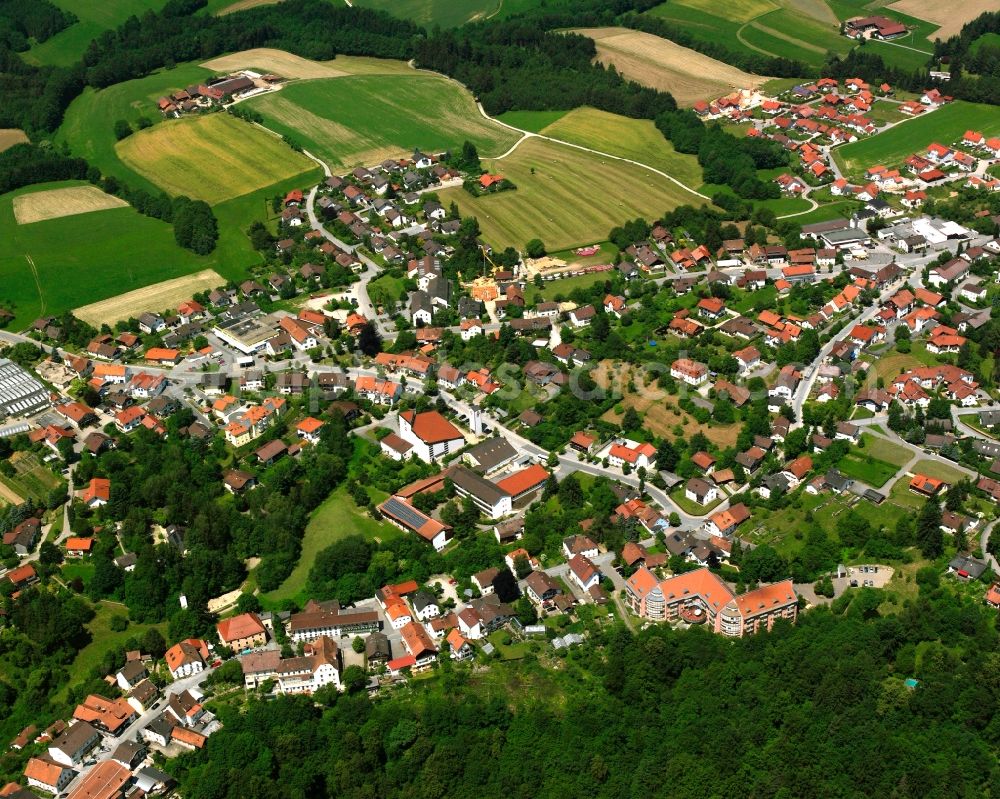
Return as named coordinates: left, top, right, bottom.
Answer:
left=246, top=74, right=520, bottom=170
left=668, top=486, right=724, bottom=515
left=352, top=0, right=501, bottom=27
left=367, top=274, right=407, bottom=310
left=58, top=601, right=168, bottom=702
left=264, top=486, right=402, bottom=604
left=970, top=32, right=1000, bottom=56
left=836, top=452, right=899, bottom=487
left=0, top=181, right=230, bottom=328
left=860, top=433, right=911, bottom=467
left=116, top=113, right=315, bottom=204
left=24, top=0, right=170, bottom=66
left=887, top=478, right=928, bottom=510
left=526, top=271, right=611, bottom=303
left=497, top=110, right=569, bottom=133
left=909, top=459, right=972, bottom=484
left=786, top=200, right=861, bottom=226
left=539, top=107, right=704, bottom=188
left=834, top=101, right=1000, bottom=178
left=440, top=137, right=698, bottom=251
left=61, top=560, right=96, bottom=588
left=486, top=628, right=531, bottom=660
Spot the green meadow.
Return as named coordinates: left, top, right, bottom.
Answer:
left=244, top=74, right=520, bottom=169
left=834, top=101, right=1000, bottom=177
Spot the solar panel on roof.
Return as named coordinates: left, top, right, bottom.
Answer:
left=383, top=497, right=432, bottom=531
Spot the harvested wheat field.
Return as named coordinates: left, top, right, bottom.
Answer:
left=74, top=269, right=224, bottom=326
left=573, top=27, right=771, bottom=106
left=889, top=0, right=993, bottom=39
left=0, top=129, right=28, bottom=153
left=215, top=0, right=282, bottom=15
left=593, top=360, right=740, bottom=448
left=13, top=185, right=128, bottom=225
left=201, top=48, right=348, bottom=79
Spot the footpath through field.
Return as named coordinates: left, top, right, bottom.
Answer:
left=479, top=102, right=711, bottom=201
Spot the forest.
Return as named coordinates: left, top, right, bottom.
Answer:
left=172, top=585, right=1000, bottom=799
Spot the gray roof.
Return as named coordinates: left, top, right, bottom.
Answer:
left=465, top=436, right=517, bottom=473
left=949, top=555, right=987, bottom=579
left=410, top=591, right=438, bottom=612
left=450, top=466, right=510, bottom=506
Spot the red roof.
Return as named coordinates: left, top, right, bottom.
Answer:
left=83, top=477, right=111, bottom=503
left=399, top=410, right=463, bottom=444
left=495, top=464, right=550, bottom=498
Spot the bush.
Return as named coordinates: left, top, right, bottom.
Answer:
left=109, top=614, right=129, bottom=632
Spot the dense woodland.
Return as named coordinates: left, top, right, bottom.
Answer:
left=173, top=587, right=1000, bottom=799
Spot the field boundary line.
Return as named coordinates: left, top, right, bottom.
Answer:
left=736, top=21, right=780, bottom=57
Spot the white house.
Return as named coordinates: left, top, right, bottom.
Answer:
left=397, top=409, right=465, bottom=463
left=568, top=554, right=600, bottom=593
left=25, top=758, right=75, bottom=794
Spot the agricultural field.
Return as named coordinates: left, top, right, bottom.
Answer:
left=833, top=101, right=1000, bottom=177
left=116, top=113, right=315, bottom=204
left=352, top=0, right=502, bottom=27
left=57, top=63, right=215, bottom=194
left=207, top=0, right=281, bottom=14
left=2, top=452, right=64, bottom=503
left=498, top=110, right=570, bottom=133
left=439, top=137, right=697, bottom=252
left=864, top=39, right=933, bottom=72
left=539, top=107, right=704, bottom=188
left=574, top=27, right=772, bottom=107
left=200, top=48, right=350, bottom=79
left=74, top=269, right=225, bottom=326
left=12, top=185, right=127, bottom=225
left=23, top=0, right=170, bottom=66
left=0, top=129, right=28, bottom=152
left=245, top=74, right=520, bottom=169
left=888, top=0, right=996, bottom=39
left=0, top=182, right=222, bottom=329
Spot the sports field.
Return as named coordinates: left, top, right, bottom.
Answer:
left=0, top=182, right=219, bottom=329
left=24, top=0, right=170, bottom=66
left=438, top=137, right=697, bottom=251
left=574, top=27, right=772, bottom=106
left=116, top=113, right=316, bottom=203
left=0, top=129, right=28, bottom=153
left=352, top=0, right=501, bottom=27
left=245, top=74, right=520, bottom=168
left=13, top=185, right=128, bottom=225
left=833, top=101, right=1000, bottom=177
left=74, top=269, right=225, bottom=326
left=538, top=107, right=704, bottom=188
